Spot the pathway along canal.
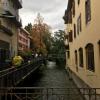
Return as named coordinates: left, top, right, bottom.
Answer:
left=17, top=61, right=84, bottom=100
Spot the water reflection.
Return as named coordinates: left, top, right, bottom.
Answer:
left=46, top=61, right=57, bottom=69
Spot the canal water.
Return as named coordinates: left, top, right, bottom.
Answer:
left=18, top=61, right=84, bottom=100
left=30, top=61, right=76, bottom=87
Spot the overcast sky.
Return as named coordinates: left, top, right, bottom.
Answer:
left=19, top=0, right=68, bottom=32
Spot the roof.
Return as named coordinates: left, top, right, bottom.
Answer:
left=20, top=27, right=30, bottom=35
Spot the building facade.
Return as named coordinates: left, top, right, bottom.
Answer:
left=0, top=0, right=22, bottom=65
left=63, top=0, right=100, bottom=90
left=18, top=28, right=31, bottom=51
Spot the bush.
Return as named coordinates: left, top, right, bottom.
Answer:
left=18, top=49, right=32, bottom=62
left=12, top=56, right=24, bottom=67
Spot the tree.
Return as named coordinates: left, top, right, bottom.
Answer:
left=31, top=13, right=52, bottom=55
left=24, top=23, right=32, bottom=35
left=50, top=30, right=66, bottom=66
left=51, top=30, right=65, bottom=54
left=24, top=23, right=34, bottom=49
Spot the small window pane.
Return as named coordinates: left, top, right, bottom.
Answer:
left=86, top=44, right=95, bottom=71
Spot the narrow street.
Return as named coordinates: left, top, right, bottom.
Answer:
left=18, top=61, right=84, bottom=100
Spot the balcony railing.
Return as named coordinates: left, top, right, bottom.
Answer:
left=0, top=87, right=100, bottom=100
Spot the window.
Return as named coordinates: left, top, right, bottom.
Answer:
left=75, top=50, right=78, bottom=72
left=77, top=14, right=82, bottom=35
left=78, top=0, right=80, bottom=5
left=69, top=30, right=73, bottom=42
left=86, top=44, right=95, bottom=71
left=98, top=40, right=100, bottom=56
left=75, top=50, right=78, bottom=66
left=74, top=24, right=76, bottom=38
left=0, top=49, right=9, bottom=66
left=68, top=11, right=72, bottom=23
left=85, top=0, right=91, bottom=24
left=73, top=0, right=75, bottom=17
left=67, top=50, right=70, bottom=59
left=79, top=48, right=83, bottom=67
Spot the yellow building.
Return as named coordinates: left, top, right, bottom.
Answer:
left=63, top=0, right=100, bottom=90
left=0, top=0, right=22, bottom=64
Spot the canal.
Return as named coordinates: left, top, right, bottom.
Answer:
left=17, top=61, right=84, bottom=100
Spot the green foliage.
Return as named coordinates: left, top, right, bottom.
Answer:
left=50, top=30, right=65, bottom=54
left=24, top=23, right=32, bottom=35
left=24, top=13, right=52, bottom=55
left=18, top=49, right=32, bottom=60
left=49, top=30, right=66, bottom=66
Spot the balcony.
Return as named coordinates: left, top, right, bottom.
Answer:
left=0, top=22, right=13, bottom=36
left=0, top=3, right=22, bottom=27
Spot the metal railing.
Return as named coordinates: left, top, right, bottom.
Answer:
left=0, top=87, right=100, bottom=100
left=0, top=59, right=43, bottom=87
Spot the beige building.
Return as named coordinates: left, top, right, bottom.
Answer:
left=63, top=0, right=100, bottom=90
left=0, top=0, right=22, bottom=64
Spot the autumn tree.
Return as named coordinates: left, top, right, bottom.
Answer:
left=27, top=13, right=52, bottom=55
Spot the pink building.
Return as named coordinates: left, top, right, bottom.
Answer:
left=18, top=28, right=31, bottom=51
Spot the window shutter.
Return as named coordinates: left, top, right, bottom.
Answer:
left=69, top=30, right=73, bottom=42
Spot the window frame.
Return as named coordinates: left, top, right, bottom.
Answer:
left=78, top=0, right=80, bottom=5
left=85, top=0, right=91, bottom=24
left=74, top=24, right=76, bottom=38
left=79, top=48, right=84, bottom=67
left=75, top=50, right=78, bottom=72
left=98, top=40, right=100, bottom=58
left=77, top=14, right=82, bottom=35
left=73, top=0, right=75, bottom=17
left=85, top=43, right=95, bottom=72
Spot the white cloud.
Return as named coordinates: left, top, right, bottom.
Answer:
left=19, top=0, right=68, bottom=32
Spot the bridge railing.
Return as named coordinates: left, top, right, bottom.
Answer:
left=0, top=87, right=100, bottom=100
left=0, top=58, right=43, bottom=87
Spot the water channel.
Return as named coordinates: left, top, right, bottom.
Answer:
left=17, top=61, right=84, bottom=100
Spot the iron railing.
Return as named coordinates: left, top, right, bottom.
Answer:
left=0, top=87, right=100, bottom=100
left=0, top=59, right=43, bottom=87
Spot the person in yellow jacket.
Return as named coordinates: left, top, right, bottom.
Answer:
left=12, top=55, right=24, bottom=67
